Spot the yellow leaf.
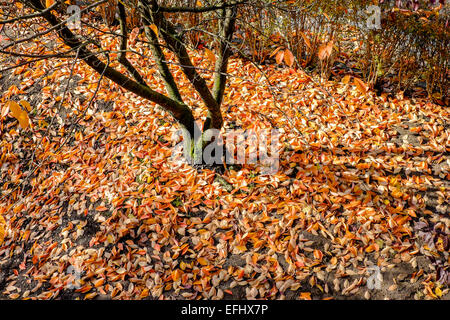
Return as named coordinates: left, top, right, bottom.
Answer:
left=435, top=286, right=442, bottom=298
left=172, top=269, right=183, bottom=282
left=149, top=24, right=158, bottom=37
left=7, top=100, right=20, bottom=117
left=19, top=100, right=32, bottom=112
left=300, top=292, right=312, bottom=300
left=106, top=234, right=115, bottom=243
left=0, top=215, right=6, bottom=245
left=235, top=245, right=247, bottom=252
left=204, top=48, right=216, bottom=65
left=84, top=292, right=98, bottom=300
left=197, top=257, right=208, bottom=266
left=7, top=100, right=29, bottom=129
left=342, top=75, right=351, bottom=84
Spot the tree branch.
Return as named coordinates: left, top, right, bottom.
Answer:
left=138, top=1, right=185, bottom=104
left=22, top=0, right=197, bottom=137
left=145, top=0, right=223, bottom=130
left=158, top=0, right=249, bottom=13
left=212, top=1, right=237, bottom=106
left=117, top=1, right=148, bottom=86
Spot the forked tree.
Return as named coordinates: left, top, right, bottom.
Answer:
left=1, top=0, right=246, bottom=162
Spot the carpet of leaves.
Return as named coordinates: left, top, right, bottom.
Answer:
left=0, top=23, right=449, bottom=300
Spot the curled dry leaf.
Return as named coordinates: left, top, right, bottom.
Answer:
left=318, top=41, right=333, bottom=60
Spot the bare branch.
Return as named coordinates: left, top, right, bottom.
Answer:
left=144, top=0, right=223, bottom=129
left=0, top=0, right=108, bottom=51
left=158, top=0, right=249, bottom=13
left=138, top=1, right=185, bottom=103
left=212, top=1, right=237, bottom=106
left=21, top=0, right=198, bottom=137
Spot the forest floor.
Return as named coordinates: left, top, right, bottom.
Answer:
left=0, top=30, right=449, bottom=300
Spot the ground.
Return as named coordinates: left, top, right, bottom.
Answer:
left=0, top=40, right=449, bottom=300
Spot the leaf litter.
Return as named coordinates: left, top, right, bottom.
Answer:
left=0, top=22, right=449, bottom=301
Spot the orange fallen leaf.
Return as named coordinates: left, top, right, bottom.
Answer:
left=299, top=31, right=311, bottom=49
left=0, top=215, right=6, bottom=245
left=204, top=48, right=216, bottom=65
left=84, top=292, right=98, bottom=300
left=300, top=292, right=312, bottom=300
left=172, top=269, right=183, bottom=282
left=149, top=24, right=158, bottom=37
left=353, top=77, right=368, bottom=94
left=6, top=100, right=30, bottom=129
left=342, top=75, right=351, bottom=84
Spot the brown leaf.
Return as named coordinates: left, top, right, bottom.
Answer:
left=318, top=41, right=333, bottom=60
left=6, top=100, right=29, bottom=129
left=299, top=31, right=311, bottom=49
left=45, top=0, right=55, bottom=8
left=353, top=77, right=368, bottom=94
left=342, top=75, right=351, bottom=84
left=275, top=50, right=284, bottom=65
left=0, top=214, right=6, bottom=245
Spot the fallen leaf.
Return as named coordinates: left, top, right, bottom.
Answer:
left=204, top=48, right=216, bottom=65
left=353, top=77, right=368, bottom=94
